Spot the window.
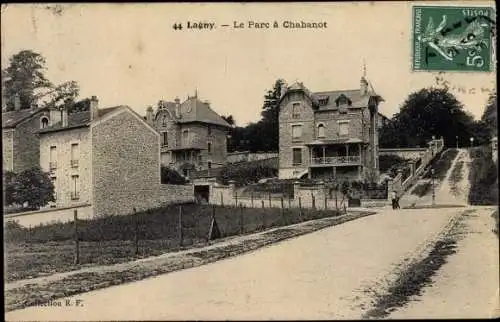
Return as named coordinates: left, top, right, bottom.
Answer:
left=41, top=117, right=49, bottom=129
left=198, top=154, right=202, bottom=163
left=71, top=143, right=79, bottom=167
left=291, top=125, right=303, bottom=140
left=182, top=130, right=189, bottom=145
left=208, top=161, right=212, bottom=169
left=292, top=148, right=302, bottom=165
left=339, top=121, right=349, bottom=136
left=317, top=124, right=325, bottom=138
left=292, top=103, right=300, bottom=118
left=71, top=175, right=80, bottom=200
left=208, top=142, right=212, bottom=153
left=49, top=146, right=57, bottom=170
left=162, top=115, right=168, bottom=126
left=162, top=132, right=168, bottom=146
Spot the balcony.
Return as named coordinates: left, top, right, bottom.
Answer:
left=310, top=155, right=361, bottom=166
left=71, top=159, right=79, bottom=168
left=71, top=192, right=80, bottom=200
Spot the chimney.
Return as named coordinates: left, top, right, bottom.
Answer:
left=61, top=108, right=69, bottom=127
left=90, top=96, right=99, bottom=121
left=360, top=77, right=368, bottom=96
left=13, top=94, right=21, bottom=111
left=174, top=97, right=181, bottom=118
left=146, top=106, right=154, bottom=123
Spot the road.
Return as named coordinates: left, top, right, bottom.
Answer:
left=6, top=207, right=471, bottom=321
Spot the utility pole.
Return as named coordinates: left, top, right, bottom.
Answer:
left=455, top=136, right=458, bottom=149
left=431, top=168, right=435, bottom=206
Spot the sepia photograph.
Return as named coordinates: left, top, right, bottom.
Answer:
left=2, top=1, right=498, bottom=320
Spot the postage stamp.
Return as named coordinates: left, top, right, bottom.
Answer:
left=412, top=5, right=495, bottom=72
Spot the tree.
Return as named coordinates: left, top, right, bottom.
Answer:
left=481, top=92, right=497, bottom=137
left=379, top=87, right=488, bottom=148
left=2, top=50, right=52, bottom=110
left=260, top=79, right=285, bottom=151
left=4, top=168, right=55, bottom=209
left=2, top=50, right=80, bottom=111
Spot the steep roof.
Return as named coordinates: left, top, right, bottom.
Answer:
left=282, top=79, right=384, bottom=111
left=2, top=107, right=48, bottom=129
left=37, top=106, right=122, bottom=134
left=177, top=97, right=231, bottom=128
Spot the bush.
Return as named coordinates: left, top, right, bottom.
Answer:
left=161, top=166, right=187, bottom=185
left=379, top=155, right=408, bottom=173
left=468, top=146, right=498, bottom=205
left=217, top=163, right=277, bottom=186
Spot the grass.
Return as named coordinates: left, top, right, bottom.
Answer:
left=4, top=203, right=339, bottom=282
left=449, top=160, right=464, bottom=196
left=468, top=146, right=498, bottom=205
left=5, top=211, right=375, bottom=312
left=422, top=148, right=459, bottom=181
left=411, top=182, right=432, bottom=197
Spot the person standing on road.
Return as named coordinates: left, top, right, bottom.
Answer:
left=391, top=190, right=397, bottom=210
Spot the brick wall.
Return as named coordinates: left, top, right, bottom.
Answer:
left=92, top=109, right=162, bottom=216
left=39, top=127, right=92, bottom=208
left=2, top=129, right=14, bottom=172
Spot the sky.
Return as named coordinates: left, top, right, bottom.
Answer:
left=1, top=2, right=496, bottom=126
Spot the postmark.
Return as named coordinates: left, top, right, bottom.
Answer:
left=412, top=6, right=495, bottom=72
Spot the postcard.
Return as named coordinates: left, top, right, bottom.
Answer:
left=2, top=2, right=498, bottom=320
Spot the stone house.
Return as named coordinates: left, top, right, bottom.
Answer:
left=145, top=94, right=232, bottom=178
left=37, top=96, right=162, bottom=216
left=278, top=76, right=384, bottom=181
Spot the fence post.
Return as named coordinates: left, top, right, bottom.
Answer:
left=261, top=200, right=265, bottom=208
left=268, top=193, right=272, bottom=208
left=298, top=197, right=302, bottom=220
left=251, top=192, right=254, bottom=208
left=288, top=196, right=291, bottom=209
left=324, top=188, right=328, bottom=210
left=312, top=193, right=316, bottom=210
left=235, top=191, right=238, bottom=208
left=280, top=197, right=286, bottom=225
left=133, top=208, right=139, bottom=256
left=27, top=224, right=32, bottom=244
left=220, top=192, right=224, bottom=207
left=335, top=187, right=338, bottom=210
left=239, top=203, right=244, bottom=234
left=178, top=205, right=183, bottom=247
left=73, top=210, right=80, bottom=265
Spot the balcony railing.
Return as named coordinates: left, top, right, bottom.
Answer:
left=49, top=162, right=57, bottom=170
left=311, top=155, right=361, bottom=166
left=71, top=159, right=79, bottom=168
left=71, top=192, right=80, bottom=200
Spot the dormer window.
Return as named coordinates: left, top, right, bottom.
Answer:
left=335, top=94, right=352, bottom=107
left=317, top=123, right=325, bottom=138
left=41, top=117, right=49, bottom=129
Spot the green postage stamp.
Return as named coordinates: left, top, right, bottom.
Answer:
left=412, top=5, right=495, bottom=72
